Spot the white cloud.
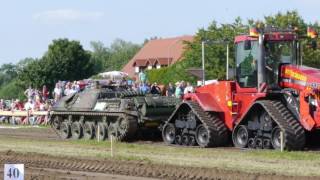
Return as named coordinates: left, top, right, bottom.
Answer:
left=33, top=9, right=104, bottom=24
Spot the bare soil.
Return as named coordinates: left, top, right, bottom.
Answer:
left=0, top=126, right=319, bottom=180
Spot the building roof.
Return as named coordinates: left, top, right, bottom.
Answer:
left=122, top=35, right=193, bottom=78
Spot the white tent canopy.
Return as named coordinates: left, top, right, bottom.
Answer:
left=99, top=71, right=128, bottom=81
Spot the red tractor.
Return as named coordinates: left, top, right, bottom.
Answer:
left=162, top=27, right=319, bottom=150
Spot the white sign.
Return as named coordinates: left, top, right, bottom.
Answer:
left=4, top=164, right=24, bottom=180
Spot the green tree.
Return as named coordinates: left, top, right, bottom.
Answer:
left=147, top=11, right=320, bottom=84
left=90, top=39, right=141, bottom=73
left=19, top=38, right=94, bottom=90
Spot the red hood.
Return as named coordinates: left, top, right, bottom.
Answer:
left=281, top=65, right=320, bottom=90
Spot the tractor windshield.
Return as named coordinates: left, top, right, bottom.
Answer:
left=264, top=41, right=297, bottom=88
left=236, top=41, right=259, bottom=88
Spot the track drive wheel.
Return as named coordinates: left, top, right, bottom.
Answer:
left=108, top=115, right=137, bottom=141
left=60, top=121, right=71, bottom=139
left=162, top=123, right=176, bottom=144
left=195, top=124, right=210, bottom=147
left=271, top=127, right=282, bottom=149
left=83, top=122, right=95, bottom=140
left=96, top=122, right=108, bottom=141
left=71, top=121, right=83, bottom=139
left=232, top=125, right=249, bottom=148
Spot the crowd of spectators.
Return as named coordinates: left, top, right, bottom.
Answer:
left=0, top=70, right=196, bottom=126
left=0, top=85, right=53, bottom=125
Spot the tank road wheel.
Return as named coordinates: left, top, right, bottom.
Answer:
left=52, top=116, right=62, bottom=130
left=83, top=122, right=95, bottom=140
left=96, top=122, right=108, bottom=141
left=71, top=122, right=83, bottom=139
left=232, top=125, right=249, bottom=148
left=162, top=123, right=176, bottom=144
left=60, top=121, right=71, bottom=139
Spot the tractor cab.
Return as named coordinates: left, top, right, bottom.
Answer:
left=235, top=28, right=300, bottom=90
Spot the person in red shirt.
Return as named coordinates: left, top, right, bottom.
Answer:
left=42, top=85, right=49, bottom=101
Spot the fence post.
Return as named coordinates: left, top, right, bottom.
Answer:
left=280, top=131, right=284, bottom=152
left=110, top=135, right=113, bottom=157
left=97, top=124, right=100, bottom=142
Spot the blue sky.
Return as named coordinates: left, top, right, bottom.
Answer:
left=0, top=0, right=319, bottom=64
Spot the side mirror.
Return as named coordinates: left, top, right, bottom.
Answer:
left=244, top=40, right=251, bottom=50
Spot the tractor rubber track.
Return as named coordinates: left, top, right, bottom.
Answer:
left=183, top=101, right=228, bottom=147
left=258, top=100, right=306, bottom=150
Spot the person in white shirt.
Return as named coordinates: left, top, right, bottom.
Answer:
left=53, top=83, right=63, bottom=102
left=184, top=82, right=194, bottom=94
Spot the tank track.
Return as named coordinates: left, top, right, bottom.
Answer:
left=49, top=111, right=138, bottom=142
left=258, top=100, right=305, bottom=150
left=165, top=101, right=228, bottom=147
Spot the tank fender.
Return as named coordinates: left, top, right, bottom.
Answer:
left=184, top=93, right=223, bottom=112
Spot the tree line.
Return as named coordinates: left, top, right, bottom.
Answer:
left=0, top=39, right=141, bottom=99
left=1, top=11, right=320, bottom=99
left=147, top=11, right=320, bottom=84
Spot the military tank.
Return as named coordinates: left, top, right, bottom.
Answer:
left=49, top=85, right=179, bottom=141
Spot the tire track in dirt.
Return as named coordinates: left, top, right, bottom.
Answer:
left=0, top=150, right=318, bottom=180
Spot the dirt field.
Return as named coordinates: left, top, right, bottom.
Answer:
left=0, top=126, right=320, bottom=180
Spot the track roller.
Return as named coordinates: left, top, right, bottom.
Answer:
left=60, top=121, right=71, bottom=139
left=83, top=122, right=95, bottom=140
left=96, top=122, right=108, bottom=141
left=71, top=122, right=83, bottom=139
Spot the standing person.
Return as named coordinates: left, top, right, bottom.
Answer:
left=166, top=83, right=176, bottom=97
left=138, top=70, right=147, bottom=83
left=53, top=83, right=63, bottom=103
left=183, top=82, right=195, bottom=94
left=150, top=82, right=161, bottom=94
left=42, top=85, right=49, bottom=101
left=24, top=85, right=34, bottom=100
left=174, top=82, right=183, bottom=99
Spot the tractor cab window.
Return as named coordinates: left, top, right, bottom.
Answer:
left=264, top=41, right=295, bottom=88
left=236, top=41, right=259, bottom=88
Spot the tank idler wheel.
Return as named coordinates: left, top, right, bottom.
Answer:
left=232, top=125, right=249, bottom=148
left=271, top=127, right=282, bottom=150
left=195, top=124, right=210, bottom=147
left=60, top=121, right=71, bottom=139
left=83, top=122, right=95, bottom=140
left=71, top=122, right=83, bottom=139
left=96, top=122, right=108, bottom=141
left=52, top=116, right=61, bottom=130
left=162, top=123, right=176, bottom=144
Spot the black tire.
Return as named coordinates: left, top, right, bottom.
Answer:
left=232, top=125, right=249, bottom=148
left=96, top=122, right=108, bottom=141
left=71, top=122, right=83, bottom=139
left=60, top=121, right=71, bottom=139
left=195, top=124, right=210, bottom=147
left=83, top=122, right=95, bottom=140
left=271, top=127, right=282, bottom=149
left=162, top=123, right=176, bottom=144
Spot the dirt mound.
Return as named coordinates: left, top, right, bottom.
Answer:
left=0, top=151, right=318, bottom=180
